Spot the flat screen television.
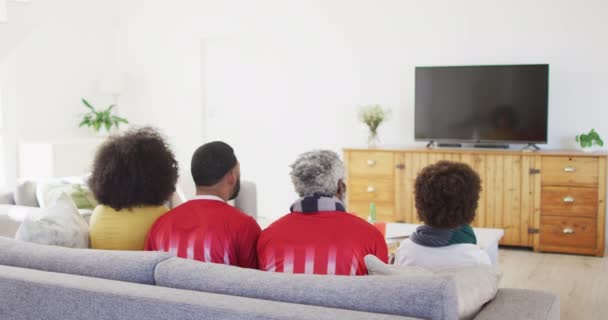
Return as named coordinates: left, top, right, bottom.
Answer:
left=415, top=64, right=549, bottom=145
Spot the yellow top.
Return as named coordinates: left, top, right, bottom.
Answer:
left=89, top=205, right=169, bottom=251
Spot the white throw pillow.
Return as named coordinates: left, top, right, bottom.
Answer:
left=36, top=178, right=97, bottom=210
left=365, top=255, right=501, bottom=320
left=15, top=193, right=89, bottom=248
left=365, top=254, right=434, bottom=277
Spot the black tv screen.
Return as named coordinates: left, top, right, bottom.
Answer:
left=415, top=64, right=549, bottom=144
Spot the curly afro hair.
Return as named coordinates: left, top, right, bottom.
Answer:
left=88, top=127, right=179, bottom=211
left=415, top=161, right=481, bottom=229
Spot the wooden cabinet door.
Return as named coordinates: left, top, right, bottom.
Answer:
left=396, top=152, right=463, bottom=224
left=395, top=151, right=536, bottom=246
left=466, top=154, right=538, bottom=247
left=394, top=152, right=408, bottom=222
left=460, top=153, right=487, bottom=229
left=526, top=154, right=543, bottom=248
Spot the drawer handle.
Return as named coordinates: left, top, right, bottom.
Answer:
left=563, top=196, right=575, bottom=203
left=563, top=166, right=576, bottom=173
left=366, top=186, right=376, bottom=193
left=366, top=160, right=377, bottom=167
left=562, top=227, right=575, bottom=234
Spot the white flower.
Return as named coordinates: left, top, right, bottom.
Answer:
left=358, top=104, right=390, bottom=134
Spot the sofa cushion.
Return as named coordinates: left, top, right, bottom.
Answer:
left=365, top=255, right=501, bottom=320
left=0, top=237, right=171, bottom=285
left=154, top=258, right=458, bottom=320
left=365, top=254, right=433, bottom=276
left=36, top=178, right=97, bottom=209
left=15, top=193, right=89, bottom=248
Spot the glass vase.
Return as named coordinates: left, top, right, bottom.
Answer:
left=367, top=131, right=380, bottom=148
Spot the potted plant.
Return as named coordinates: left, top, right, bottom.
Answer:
left=575, top=129, right=604, bottom=152
left=79, top=98, right=129, bottom=136
left=359, top=104, right=390, bottom=148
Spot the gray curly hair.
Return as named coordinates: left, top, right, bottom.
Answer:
left=290, top=150, right=345, bottom=197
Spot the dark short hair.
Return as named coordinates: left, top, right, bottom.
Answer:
left=88, top=127, right=179, bottom=211
left=191, top=141, right=238, bottom=187
left=415, top=161, right=481, bottom=229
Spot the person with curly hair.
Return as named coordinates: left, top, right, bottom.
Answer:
left=88, top=127, right=179, bottom=250
left=395, top=160, right=491, bottom=268
left=145, top=141, right=261, bottom=269
left=256, top=150, right=388, bottom=275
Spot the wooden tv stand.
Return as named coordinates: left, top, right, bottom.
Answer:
left=344, top=147, right=606, bottom=256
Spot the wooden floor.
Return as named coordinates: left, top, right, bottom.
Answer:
left=499, top=248, right=608, bottom=320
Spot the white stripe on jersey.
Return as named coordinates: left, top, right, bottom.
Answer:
left=349, top=255, right=359, bottom=276
left=327, top=246, right=337, bottom=275
left=283, top=248, right=294, bottom=273
left=304, top=247, right=315, bottom=274
left=223, top=244, right=231, bottom=265
left=203, top=234, right=212, bottom=262
left=266, top=251, right=276, bottom=272
left=186, top=235, right=196, bottom=260
left=168, top=234, right=179, bottom=256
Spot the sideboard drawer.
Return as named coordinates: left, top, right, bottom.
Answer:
left=348, top=151, right=395, bottom=177
left=542, top=156, right=599, bottom=187
left=348, top=178, right=394, bottom=203
left=541, top=186, right=598, bottom=217
left=349, top=200, right=396, bottom=222
left=540, top=216, right=597, bottom=249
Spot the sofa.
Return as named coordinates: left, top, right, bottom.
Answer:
left=0, top=179, right=258, bottom=239
left=0, top=237, right=559, bottom=320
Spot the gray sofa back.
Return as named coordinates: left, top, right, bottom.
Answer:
left=0, top=238, right=560, bottom=320
left=0, top=237, right=171, bottom=285
left=155, top=258, right=459, bottom=320
left=0, top=265, right=413, bottom=320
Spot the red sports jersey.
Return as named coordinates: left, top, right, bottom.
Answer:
left=145, top=198, right=261, bottom=269
left=256, top=212, right=388, bottom=275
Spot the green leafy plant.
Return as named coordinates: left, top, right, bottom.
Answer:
left=575, top=129, right=604, bottom=148
left=79, top=98, right=128, bottom=132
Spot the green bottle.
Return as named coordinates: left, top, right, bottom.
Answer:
left=369, top=202, right=377, bottom=223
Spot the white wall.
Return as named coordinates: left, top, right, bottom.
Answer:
left=116, top=1, right=208, bottom=197
left=0, top=0, right=120, bottom=186
left=116, top=0, right=608, bottom=221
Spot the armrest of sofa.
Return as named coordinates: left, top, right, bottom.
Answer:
left=0, top=189, right=16, bottom=205
left=168, top=181, right=258, bottom=220
left=474, top=288, right=559, bottom=320
left=0, top=205, right=37, bottom=238
left=234, top=180, right=257, bottom=219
